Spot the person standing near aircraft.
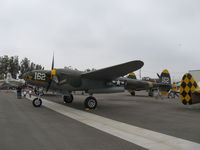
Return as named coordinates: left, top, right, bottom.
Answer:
left=168, top=82, right=179, bottom=98
left=16, top=87, right=22, bottom=99
left=29, top=89, right=32, bottom=98
left=155, top=87, right=163, bottom=99
left=23, top=90, right=27, bottom=98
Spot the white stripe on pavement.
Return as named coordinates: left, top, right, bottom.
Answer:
left=28, top=96, right=200, bottom=150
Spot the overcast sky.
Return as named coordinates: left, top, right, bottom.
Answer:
left=0, top=0, right=200, bottom=81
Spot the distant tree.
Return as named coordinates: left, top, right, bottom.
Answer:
left=30, top=62, right=35, bottom=71
left=20, top=57, right=30, bottom=74
left=35, top=64, right=44, bottom=70
left=20, top=57, right=44, bottom=74
left=0, top=55, right=44, bottom=79
left=8, top=56, right=19, bottom=78
left=0, top=55, right=10, bottom=79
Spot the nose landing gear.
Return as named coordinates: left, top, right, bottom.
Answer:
left=32, top=88, right=43, bottom=107
left=33, top=98, right=42, bottom=107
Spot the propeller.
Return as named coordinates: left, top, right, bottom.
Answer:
left=51, top=53, right=54, bottom=70
left=157, top=73, right=161, bottom=79
left=46, top=53, right=57, bottom=92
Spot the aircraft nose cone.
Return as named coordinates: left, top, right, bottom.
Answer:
left=21, top=72, right=31, bottom=80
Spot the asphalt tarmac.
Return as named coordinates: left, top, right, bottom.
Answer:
left=0, top=91, right=145, bottom=150
left=0, top=90, right=200, bottom=150
left=43, top=91, right=200, bottom=143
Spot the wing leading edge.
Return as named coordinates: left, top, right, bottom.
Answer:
left=81, top=60, right=144, bottom=81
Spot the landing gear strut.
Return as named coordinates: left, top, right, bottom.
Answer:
left=84, top=96, right=97, bottom=109
left=130, top=91, right=135, bottom=96
left=148, top=89, right=154, bottom=97
left=33, top=89, right=43, bottom=107
left=63, top=94, right=74, bottom=103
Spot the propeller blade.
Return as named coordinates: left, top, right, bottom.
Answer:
left=157, top=73, right=161, bottom=79
left=51, top=53, right=54, bottom=70
left=47, top=53, right=55, bottom=92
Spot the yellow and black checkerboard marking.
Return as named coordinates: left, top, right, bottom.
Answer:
left=180, top=73, right=198, bottom=105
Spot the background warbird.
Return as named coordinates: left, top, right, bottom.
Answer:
left=0, top=73, right=25, bottom=89
left=126, top=70, right=171, bottom=96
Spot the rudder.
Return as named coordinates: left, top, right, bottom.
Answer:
left=159, top=69, right=171, bottom=95
left=180, top=73, right=198, bottom=105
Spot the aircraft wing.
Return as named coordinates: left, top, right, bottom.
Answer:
left=8, top=80, right=25, bottom=87
left=81, top=60, right=144, bottom=81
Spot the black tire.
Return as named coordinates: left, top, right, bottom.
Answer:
left=63, top=94, right=73, bottom=103
left=130, top=91, right=135, bottom=96
left=84, top=97, right=97, bottom=109
left=148, top=91, right=154, bottom=97
left=32, top=98, right=42, bottom=107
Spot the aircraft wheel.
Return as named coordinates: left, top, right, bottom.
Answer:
left=84, top=97, right=97, bottom=109
left=63, top=94, right=73, bottom=103
left=130, top=91, right=135, bottom=96
left=148, top=91, right=154, bottom=97
left=32, top=98, right=42, bottom=107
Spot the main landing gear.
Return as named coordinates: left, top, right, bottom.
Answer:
left=84, top=96, right=97, bottom=109
left=63, top=94, right=98, bottom=109
left=63, top=94, right=74, bottom=103
left=130, top=91, right=135, bottom=96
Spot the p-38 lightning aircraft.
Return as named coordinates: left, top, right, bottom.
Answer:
left=22, top=57, right=144, bottom=109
